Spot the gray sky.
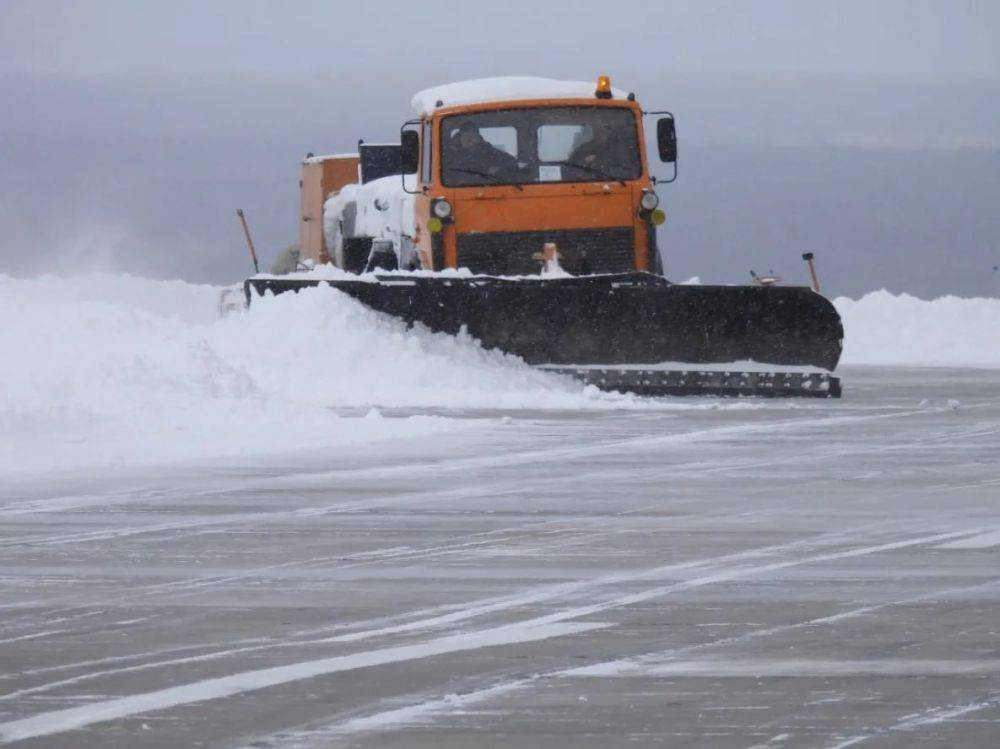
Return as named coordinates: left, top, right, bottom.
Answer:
left=3, top=0, right=999, bottom=79
left=1, top=1, right=998, bottom=297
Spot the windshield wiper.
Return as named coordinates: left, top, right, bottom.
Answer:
left=448, top=168, right=524, bottom=191
left=565, top=160, right=626, bottom=186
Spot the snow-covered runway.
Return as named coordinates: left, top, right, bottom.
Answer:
left=1, top=367, right=998, bottom=747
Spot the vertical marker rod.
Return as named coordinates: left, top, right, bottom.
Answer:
left=236, top=209, right=260, bottom=274
left=802, top=252, right=820, bottom=294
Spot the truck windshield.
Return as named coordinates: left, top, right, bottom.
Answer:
left=440, top=106, right=641, bottom=187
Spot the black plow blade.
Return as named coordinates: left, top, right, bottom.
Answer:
left=246, top=272, right=844, bottom=398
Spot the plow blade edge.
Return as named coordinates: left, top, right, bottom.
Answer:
left=245, top=272, right=843, bottom=396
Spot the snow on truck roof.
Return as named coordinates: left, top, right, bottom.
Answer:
left=411, top=77, right=630, bottom=115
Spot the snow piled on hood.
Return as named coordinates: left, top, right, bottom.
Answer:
left=835, top=290, right=1000, bottom=368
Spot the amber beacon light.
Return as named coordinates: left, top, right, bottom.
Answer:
left=595, top=75, right=612, bottom=98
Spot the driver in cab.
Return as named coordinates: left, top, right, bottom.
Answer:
left=444, top=121, right=520, bottom=183
left=566, top=122, right=622, bottom=180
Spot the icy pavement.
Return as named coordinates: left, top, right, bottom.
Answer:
left=1, top=366, right=998, bottom=748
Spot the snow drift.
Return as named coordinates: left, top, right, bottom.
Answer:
left=836, top=290, right=1000, bottom=367
left=0, top=273, right=623, bottom=475
left=2, top=273, right=997, bottom=475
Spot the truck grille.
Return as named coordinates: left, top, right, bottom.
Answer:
left=455, top=227, right=634, bottom=275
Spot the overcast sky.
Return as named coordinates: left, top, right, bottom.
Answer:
left=3, top=0, right=999, bottom=79
left=1, top=1, right=998, bottom=296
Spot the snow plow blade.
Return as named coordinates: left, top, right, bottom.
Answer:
left=245, top=272, right=843, bottom=398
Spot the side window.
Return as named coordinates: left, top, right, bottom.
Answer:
left=538, top=124, right=591, bottom=161
left=421, top=120, right=433, bottom=184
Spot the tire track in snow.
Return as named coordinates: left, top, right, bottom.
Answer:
left=2, top=402, right=993, bottom=714
left=0, top=630, right=75, bottom=646
left=271, top=579, right=1000, bottom=746
left=0, top=403, right=955, bottom=550
left=0, top=515, right=599, bottom=630
left=240, top=401, right=982, bottom=498
left=0, top=507, right=977, bottom=695
left=0, top=526, right=874, bottom=702
left=0, top=415, right=673, bottom=517
left=3, top=426, right=992, bottom=696
left=241, top=679, right=533, bottom=747
left=0, top=621, right=609, bottom=744
left=8, top=405, right=934, bottom=619
left=0, top=393, right=981, bottom=631
left=0, top=478, right=534, bottom=550
left=0, top=609, right=109, bottom=640
left=659, top=422, right=1000, bottom=482
left=0, top=520, right=905, bottom=704
left=0, top=526, right=980, bottom=743
left=0, top=397, right=971, bottom=620
left=826, top=691, right=1000, bottom=748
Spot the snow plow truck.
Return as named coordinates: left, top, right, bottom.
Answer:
left=245, top=76, right=843, bottom=397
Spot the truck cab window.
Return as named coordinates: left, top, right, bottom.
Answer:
left=479, top=126, right=518, bottom=157
left=441, top=106, right=640, bottom=187
left=538, top=124, right=587, bottom=161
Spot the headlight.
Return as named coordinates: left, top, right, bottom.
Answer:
left=432, top=199, right=453, bottom=219
left=640, top=191, right=659, bottom=211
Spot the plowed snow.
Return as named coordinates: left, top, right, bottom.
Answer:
left=2, top=273, right=996, bottom=474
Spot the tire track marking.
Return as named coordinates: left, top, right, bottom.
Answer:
left=0, top=525, right=894, bottom=702
left=0, top=527, right=978, bottom=743
left=826, top=692, right=1000, bottom=748
left=0, top=403, right=955, bottom=549
left=269, top=580, right=1000, bottom=747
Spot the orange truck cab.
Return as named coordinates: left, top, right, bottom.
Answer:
left=405, top=76, right=676, bottom=275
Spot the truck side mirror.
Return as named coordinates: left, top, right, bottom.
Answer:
left=400, top=130, right=420, bottom=174
left=657, top=116, right=677, bottom=163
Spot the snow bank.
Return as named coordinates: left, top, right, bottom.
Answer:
left=0, top=273, right=625, bottom=475
left=4, top=273, right=995, bottom=475
left=836, top=290, right=1000, bottom=367
left=411, top=77, right=628, bottom=115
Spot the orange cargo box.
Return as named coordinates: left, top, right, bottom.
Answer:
left=299, top=154, right=360, bottom=263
